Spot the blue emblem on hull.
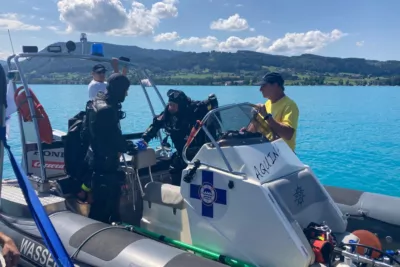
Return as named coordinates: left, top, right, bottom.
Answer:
left=190, top=170, right=227, bottom=218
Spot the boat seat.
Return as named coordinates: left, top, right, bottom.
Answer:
left=130, top=148, right=158, bottom=195
left=142, top=181, right=185, bottom=210
left=266, top=167, right=347, bottom=234
left=133, top=148, right=157, bottom=170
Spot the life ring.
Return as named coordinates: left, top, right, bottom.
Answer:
left=14, top=86, right=53, bottom=144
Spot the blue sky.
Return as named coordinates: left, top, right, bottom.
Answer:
left=0, top=0, right=399, bottom=61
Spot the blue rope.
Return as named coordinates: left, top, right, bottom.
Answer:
left=0, top=127, right=74, bottom=267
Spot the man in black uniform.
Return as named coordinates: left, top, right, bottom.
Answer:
left=83, top=73, right=133, bottom=224
left=141, top=89, right=218, bottom=186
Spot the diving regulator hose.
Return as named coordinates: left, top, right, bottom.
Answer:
left=332, top=243, right=400, bottom=267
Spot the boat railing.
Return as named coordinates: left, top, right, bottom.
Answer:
left=182, top=102, right=260, bottom=175
left=4, top=45, right=168, bottom=183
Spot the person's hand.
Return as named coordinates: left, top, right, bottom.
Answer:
left=111, top=58, right=119, bottom=73
left=122, top=66, right=128, bottom=76
left=142, top=140, right=148, bottom=147
left=2, top=237, right=20, bottom=267
left=256, top=103, right=267, bottom=117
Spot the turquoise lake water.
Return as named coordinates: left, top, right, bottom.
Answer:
left=3, top=85, right=400, bottom=196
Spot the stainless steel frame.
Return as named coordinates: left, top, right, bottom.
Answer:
left=0, top=50, right=167, bottom=197
left=6, top=55, right=28, bottom=174
left=182, top=102, right=257, bottom=175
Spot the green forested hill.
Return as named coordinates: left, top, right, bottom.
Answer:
left=3, top=42, right=400, bottom=86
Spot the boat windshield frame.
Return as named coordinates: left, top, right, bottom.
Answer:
left=2, top=51, right=167, bottom=182
left=182, top=102, right=270, bottom=174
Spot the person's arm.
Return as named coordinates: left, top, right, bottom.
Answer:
left=141, top=113, right=164, bottom=144
left=111, top=58, right=128, bottom=76
left=111, top=58, right=119, bottom=74
left=265, top=104, right=299, bottom=140
left=0, top=232, right=20, bottom=267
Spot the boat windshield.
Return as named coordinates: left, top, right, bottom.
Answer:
left=183, top=102, right=273, bottom=169
left=202, top=102, right=272, bottom=141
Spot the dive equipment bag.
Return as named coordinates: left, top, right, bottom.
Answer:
left=303, top=222, right=336, bottom=264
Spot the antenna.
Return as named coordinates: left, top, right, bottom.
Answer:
left=7, top=29, right=15, bottom=55
left=80, top=33, right=87, bottom=55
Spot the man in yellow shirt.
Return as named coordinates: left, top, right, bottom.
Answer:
left=252, top=72, right=299, bottom=151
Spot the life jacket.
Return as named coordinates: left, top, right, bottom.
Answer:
left=63, top=102, right=91, bottom=180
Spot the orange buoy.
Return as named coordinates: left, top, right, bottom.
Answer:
left=352, top=229, right=382, bottom=259
left=14, top=86, right=53, bottom=144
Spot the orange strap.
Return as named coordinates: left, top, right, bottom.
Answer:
left=185, top=120, right=203, bottom=147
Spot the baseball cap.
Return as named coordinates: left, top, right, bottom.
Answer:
left=92, top=64, right=107, bottom=73
left=255, top=72, right=285, bottom=90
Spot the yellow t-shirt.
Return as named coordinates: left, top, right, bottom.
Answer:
left=256, top=95, right=299, bottom=151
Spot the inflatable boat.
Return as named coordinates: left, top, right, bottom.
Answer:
left=0, top=42, right=400, bottom=267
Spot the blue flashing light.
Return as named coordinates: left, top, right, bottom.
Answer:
left=386, top=250, right=395, bottom=256
left=91, top=43, right=104, bottom=57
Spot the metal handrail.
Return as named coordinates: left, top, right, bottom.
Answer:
left=182, top=102, right=259, bottom=174
left=6, top=55, right=28, bottom=173
left=6, top=51, right=167, bottom=182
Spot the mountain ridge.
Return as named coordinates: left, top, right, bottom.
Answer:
left=4, top=41, right=400, bottom=74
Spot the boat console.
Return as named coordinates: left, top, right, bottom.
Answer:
left=140, top=103, right=400, bottom=267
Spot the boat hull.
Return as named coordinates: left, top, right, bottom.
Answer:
left=0, top=210, right=226, bottom=267
left=325, top=185, right=400, bottom=249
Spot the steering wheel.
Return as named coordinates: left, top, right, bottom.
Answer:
left=220, top=130, right=263, bottom=140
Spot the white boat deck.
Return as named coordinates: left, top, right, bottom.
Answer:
left=0, top=181, right=66, bottom=217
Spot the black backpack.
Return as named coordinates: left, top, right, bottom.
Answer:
left=63, top=109, right=90, bottom=180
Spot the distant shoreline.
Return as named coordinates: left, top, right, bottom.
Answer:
left=20, top=72, right=400, bottom=86
left=22, top=82, right=399, bottom=87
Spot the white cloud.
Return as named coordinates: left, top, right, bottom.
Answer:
left=210, top=14, right=249, bottom=31
left=261, top=20, right=271, bottom=24
left=57, top=0, right=128, bottom=33
left=57, top=0, right=178, bottom=36
left=154, top=31, right=179, bottom=42
left=176, top=36, right=219, bottom=50
left=263, top=29, right=346, bottom=54
left=176, top=35, right=270, bottom=52
left=0, top=49, right=11, bottom=60
left=356, top=41, right=364, bottom=47
left=47, top=26, right=69, bottom=35
left=0, top=13, right=41, bottom=31
left=176, top=29, right=346, bottom=55
left=218, top=36, right=270, bottom=52
left=236, top=4, right=243, bottom=7
left=32, top=7, right=40, bottom=11
left=151, top=0, right=178, bottom=19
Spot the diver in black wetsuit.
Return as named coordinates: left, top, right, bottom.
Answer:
left=141, top=89, right=218, bottom=186
left=81, top=73, right=134, bottom=224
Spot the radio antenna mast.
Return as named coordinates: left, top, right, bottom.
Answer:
left=7, top=29, right=15, bottom=55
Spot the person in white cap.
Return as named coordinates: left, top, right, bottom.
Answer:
left=88, top=58, right=128, bottom=100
